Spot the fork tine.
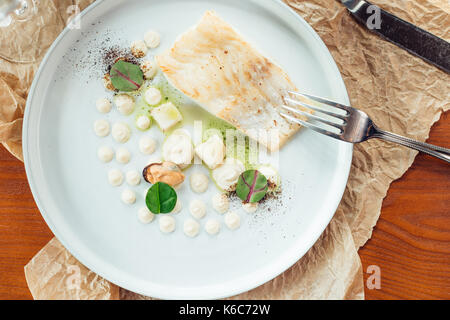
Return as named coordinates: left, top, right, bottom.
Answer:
left=288, top=91, right=351, bottom=113
left=281, top=105, right=344, bottom=132
left=280, top=113, right=343, bottom=141
left=285, top=97, right=348, bottom=121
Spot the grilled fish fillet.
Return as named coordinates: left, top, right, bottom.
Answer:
left=156, top=11, right=307, bottom=152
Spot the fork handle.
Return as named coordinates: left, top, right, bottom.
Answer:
left=373, top=129, right=450, bottom=163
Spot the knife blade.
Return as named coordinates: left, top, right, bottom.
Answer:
left=340, top=0, right=450, bottom=73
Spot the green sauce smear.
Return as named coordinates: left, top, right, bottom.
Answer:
left=133, top=72, right=259, bottom=169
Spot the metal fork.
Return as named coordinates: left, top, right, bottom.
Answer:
left=281, top=92, right=450, bottom=163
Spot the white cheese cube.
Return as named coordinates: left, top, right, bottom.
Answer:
left=195, top=134, right=225, bottom=169
left=151, top=102, right=183, bottom=132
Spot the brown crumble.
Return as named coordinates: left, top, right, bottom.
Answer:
left=103, top=73, right=116, bottom=91
left=131, top=47, right=146, bottom=58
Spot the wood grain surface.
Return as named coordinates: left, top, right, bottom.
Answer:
left=0, top=112, right=448, bottom=300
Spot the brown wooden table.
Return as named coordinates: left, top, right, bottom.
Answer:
left=0, top=113, right=448, bottom=300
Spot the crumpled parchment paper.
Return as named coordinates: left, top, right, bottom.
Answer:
left=24, top=238, right=119, bottom=300
left=0, top=0, right=447, bottom=300
left=288, top=0, right=450, bottom=247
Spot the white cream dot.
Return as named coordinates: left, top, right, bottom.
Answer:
left=139, top=136, right=157, bottom=155
left=112, top=123, right=131, bottom=143
left=189, top=199, right=206, bottom=219
left=116, top=147, right=131, bottom=164
left=126, top=170, right=141, bottom=186
left=108, top=169, right=123, bottom=187
left=114, top=94, right=135, bottom=116
left=224, top=212, right=241, bottom=230
left=212, top=193, right=229, bottom=214
left=171, top=199, right=182, bottom=214
left=96, top=98, right=111, bottom=113
left=144, top=87, right=162, bottom=105
left=205, top=219, right=220, bottom=235
left=94, top=119, right=110, bottom=137
left=97, top=146, right=114, bottom=163
left=121, top=189, right=136, bottom=205
left=140, top=60, right=158, bottom=79
left=136, top=115, right=151, bottom=130
left=242, top=202, right=258, bottom=214
left=183, top=219, right=200, bottom=238
left=190, top=172, right=209, bottom=193
left=131, top=40, right=148, bottom=58
left=138, top=207, right=154, bottom=224
left=144, top=30, right=161, bottom=48
left=159, top=215, right=176, bottom=233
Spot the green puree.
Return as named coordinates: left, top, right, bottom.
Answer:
left=236, top=135, right=259, bottom=170
left=203, top=118, right=234, bottom=141
left=134, top=73, right=184, bottom=129
left=135, top=73, right=258, bottom=169
left=204, top=119, right=258, bottom=170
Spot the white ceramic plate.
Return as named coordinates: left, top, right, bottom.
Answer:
left=23, top=0, right=352, bottom=299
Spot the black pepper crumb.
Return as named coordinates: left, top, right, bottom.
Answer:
left=59, top=26, right=143, bottom=83
left=102, top=45, right=140, bottom=73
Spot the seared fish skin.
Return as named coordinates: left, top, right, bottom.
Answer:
left=156, top=11, right=307, bottom=152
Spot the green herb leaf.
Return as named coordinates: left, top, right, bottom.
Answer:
left=145, top=182, right=177, bottom=214
left=236, top=170, right=268, bottom=203
left=110, top=60, right=144, bottom=92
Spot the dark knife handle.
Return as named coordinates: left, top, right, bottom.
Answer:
left=349, top=1, right=450, bottom=73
